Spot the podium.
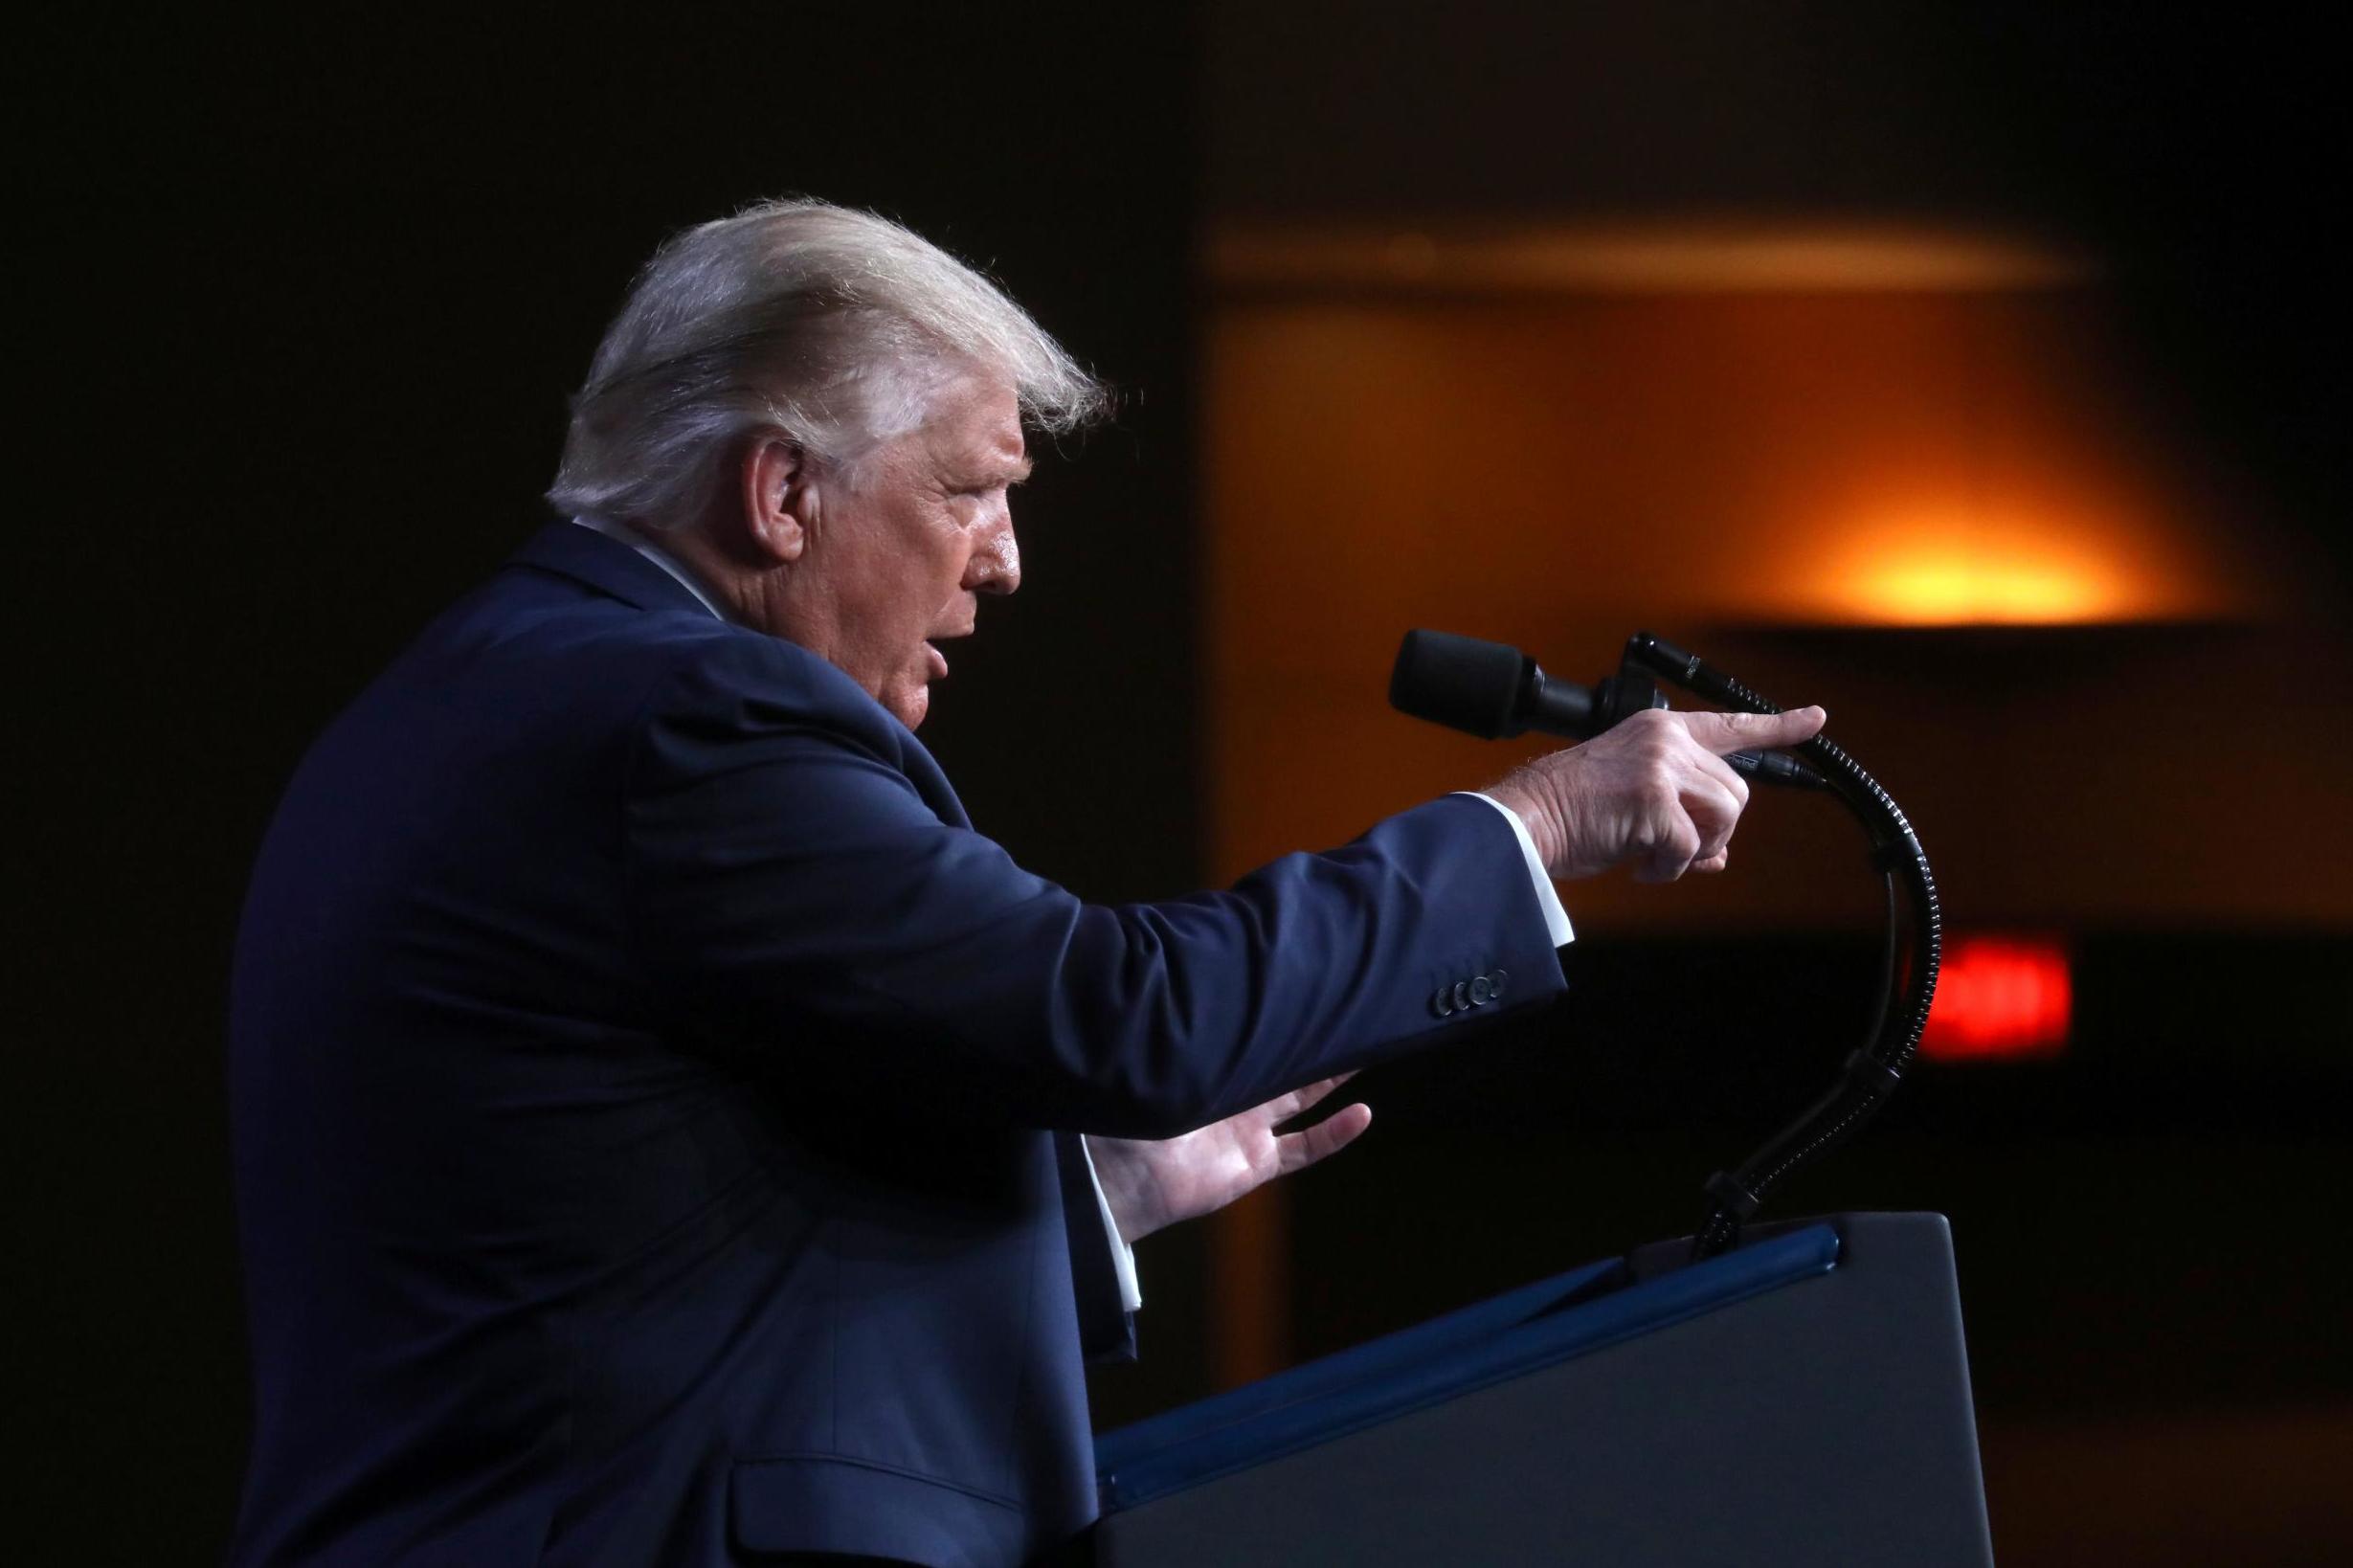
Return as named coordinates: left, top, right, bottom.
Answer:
left=1089, top=1213, right=1992, bottom=1566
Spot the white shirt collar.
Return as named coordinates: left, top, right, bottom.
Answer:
left=571, top=515, right=730, bottom=623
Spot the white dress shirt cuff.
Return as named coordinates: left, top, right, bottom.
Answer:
left=1460, top=793, right=1575, bottom=947
left=1077, top=1137, right=1144, bottom=1312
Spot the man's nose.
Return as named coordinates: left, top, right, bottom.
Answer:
left=966, top=515, right=1021, bottom=595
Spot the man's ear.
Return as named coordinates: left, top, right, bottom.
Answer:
left=740, top=435, right=813, bottom=565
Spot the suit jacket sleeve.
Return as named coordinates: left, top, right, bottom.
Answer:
left=624, top=634, right=1566, bottom=1139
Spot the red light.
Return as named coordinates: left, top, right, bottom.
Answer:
left=1920, top=934, right=2072, bottom=1062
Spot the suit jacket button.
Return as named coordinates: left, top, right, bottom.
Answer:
left=1469, top=974, right=1493, bottom=1006
left=1451, top=979, right=1470, bottom=1011
left=1490, top=968, right=1509, bottom=997
left=1432, top=987, right=1455, bottom=1018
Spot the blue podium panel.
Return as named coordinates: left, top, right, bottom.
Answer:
left=1091, top=1213, right=1992, bottom=1568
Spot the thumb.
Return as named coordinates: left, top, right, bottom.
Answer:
left=1683, top=706, right=1826, bottom=755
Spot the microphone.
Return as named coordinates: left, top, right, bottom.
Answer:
left=1388, top=629, right=1826, bottom=789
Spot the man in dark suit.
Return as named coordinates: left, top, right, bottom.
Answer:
left=228, top=199, right=1821, bottom=1566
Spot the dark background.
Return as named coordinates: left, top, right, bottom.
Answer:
left=19, top=4, right=2348, bottom=1562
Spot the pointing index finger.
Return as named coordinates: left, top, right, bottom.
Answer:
left=1684, top=706, right=1826, bottom=756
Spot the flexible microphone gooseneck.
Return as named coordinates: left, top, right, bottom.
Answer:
left=1387, top=628, right=1940, bottom=1258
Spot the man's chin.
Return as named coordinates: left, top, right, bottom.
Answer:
left=888, top=682, right=930, bottom=730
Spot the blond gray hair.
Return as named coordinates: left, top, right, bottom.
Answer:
left=549, top=198, right=1108, bottom=530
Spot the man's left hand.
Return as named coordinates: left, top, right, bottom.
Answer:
left=1085, top=1076, right=1373, bottom=1244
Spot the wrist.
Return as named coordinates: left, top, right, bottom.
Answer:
left=1083, top=1134, right=1161, bottom=1244
left=1482, top=774, right=1563, bottom=871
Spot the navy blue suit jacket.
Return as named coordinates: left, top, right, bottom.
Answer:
left=228, top=522, right=1566, bottom=1566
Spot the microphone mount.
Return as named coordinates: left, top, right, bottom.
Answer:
left=1389, top=629, right=1942, bottom=1258
left=1388, top=629, right=1827, bottom=791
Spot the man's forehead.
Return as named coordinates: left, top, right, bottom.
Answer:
left=930, top=375, right=1030, bottom=478
left=979, top=411, right=1030, bottom=469
left=953, top=428, right=1030, bottom=484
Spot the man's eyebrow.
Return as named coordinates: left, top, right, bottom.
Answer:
left=958, top=450, right=1031, bottom=488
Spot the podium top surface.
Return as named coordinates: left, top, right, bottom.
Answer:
left=1096, top=1222, right=1841, bottom=1510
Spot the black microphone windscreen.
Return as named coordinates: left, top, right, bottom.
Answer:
left=1389, top=630, right=1528, bottom=739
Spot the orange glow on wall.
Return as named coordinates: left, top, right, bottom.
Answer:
left=1197, top=285, right=2266, bottom=901
left=1809, top=504, right=2180, bottom=626
left=1196, top=223, right=2346, bottom=941
left=1834, top=545, right=2117, bottom=625
left=1920, top=935, right=2073, bottom=1062
left=1199, top=225, right=2262, bottom=656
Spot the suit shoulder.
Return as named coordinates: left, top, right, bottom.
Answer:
left=417, top=571, right=894, bottom=752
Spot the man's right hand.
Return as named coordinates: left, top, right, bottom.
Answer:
left=1483, top=706, right=1827, bottom=884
